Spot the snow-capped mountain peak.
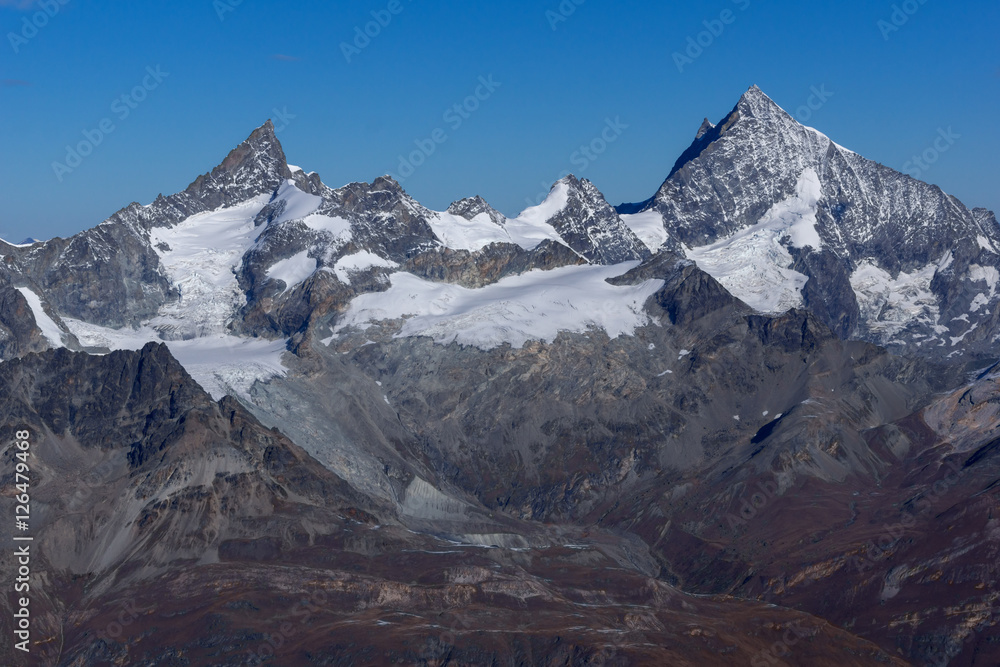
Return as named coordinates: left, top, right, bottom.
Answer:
left=182, top=120, right=294, bottom=212
left=516, top=175, right=649, bottom=265
left=447, top=195, right=507, bottom=228
left=615, top=85, right=1000, bottom=358
left=6, top=92, right=999, bottom=366
left=734, top=83, right=788, bottom=121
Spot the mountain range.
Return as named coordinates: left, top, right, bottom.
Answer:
left=1, top=86, right=997, bottom=666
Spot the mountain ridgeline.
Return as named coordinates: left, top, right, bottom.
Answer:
left=1, top=87, right=998, bottom=666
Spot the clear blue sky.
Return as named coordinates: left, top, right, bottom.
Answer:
left=1, top=0, right=997, bottom=241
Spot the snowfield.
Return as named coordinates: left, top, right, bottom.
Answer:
left=425, top=210, right=510, bottom=252
left=270, top=180, right=323, bottom=224
left=330, top=261, right=664, bottom=350
left=328, top=250, right=399, bottom=285
left=621, top=209, right=670, bottom=253
left=94, top=195, right=297, bottom=399
left=850, top=257, right=947, bottom=341
left=63, top=318, right=288, bottom=401
left=504, top=182, right=574, bottom=251
left=424, top=182, right=574, bottom=253
left=149, top=196, right=270, bottom=338
left=267, top=250, right=317, bottom=294
left=684, top=168, right=823, bottom=314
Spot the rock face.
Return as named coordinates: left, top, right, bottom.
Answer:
left=447, top=194, right=507, bottom=228
left=618, top=85, right=1000, bottom=360
left=0, top=121, right=294, bottom=327
left=1, top=88, right=998, bottom=666
left=0, top=283, right=51, bottom=358
left=0, top=344, right=908, bottom=666
left=541, top=175, right=650, bottom=264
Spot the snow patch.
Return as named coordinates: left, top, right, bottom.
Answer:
left=426, top=211, right=511, bottom=252
left=16, top=287, right=63, bottom=346
left=329, top=251, right=399, bottom=285
left=302, top=213, right=352, bottom=240
left=63, top=318, right=288, bottom=401
left=333, top=262, right=663, bottom=350
left=684, top=169, right=822, bottom=314
left=620, top=209, right=669, bottom=253
left=149, top=197, right=270, bottom=338
left=966, top=265, right=999, bottom=316
left=778, top=168, right=824, bottom=249
left=267, top=250, right=317, bottom=294
left=850, top=258, right=945, bottom=340
left=951, top=322, right=979, bottom=347
left=505, top=182, right=571, bottom=250
left=271, top=180, right=323, bottom=224
left=969, top=265, right=999, bottom=292
left=971, top=293, right=990, bottom=313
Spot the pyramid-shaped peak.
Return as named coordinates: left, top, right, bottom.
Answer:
left=248, top=118, right=277, bottom=142
left=540, top=175, right=648, bottom=264
left=663, top=86, right=813, bottom=181
left=556, top=173, right=594, bottom=190
left=740, top=84, right=771, bottom=101
left=554, top=175, right=611, bottom=202
left=180, top=121, right=293, bottom=209
left=215, top=120, right=289, bottom=176
left=734, top=85, right=789, bottom=120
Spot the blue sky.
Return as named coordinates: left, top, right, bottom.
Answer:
left=1, top=0, right=997, bottom=241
